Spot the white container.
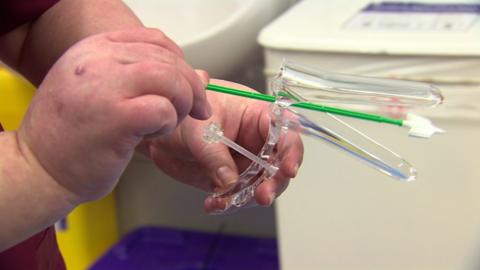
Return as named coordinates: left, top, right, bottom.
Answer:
left=259, top=1, right=480, bottom=269
left=123, top=0, right=294, bottom=78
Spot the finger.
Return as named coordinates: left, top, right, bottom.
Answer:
left=204, top=196, right=230, bottom=214
left=115, top=43, right=211, bottom=120
left=114, top=43, right=207, bottom=101
left=112, top=42, right=177, bottom=65
left=195, top=69, right=210, bottom=87
left=190, top=136, right=240, bottom=190
left=187, top=69, right=211, bottom=120
left=254, top=131, right=304, bottom=206
left=254, top=172, right=291, bottom=206
left=193, top=69, right=213, bottom=118
left=204, top=193, right=262, bottom=214
left=119, top=50, right=210, bottom=121
left=107, top=28, right=211, bottom=119
left=120, top=94, right=178, bottom=137
left=122, top=61, right=211, bottom=121
left=277, top=131, right=304, bottom=179
left=148, top=147, right=213, bottom=191
left=105, top=27, right=184, bottom=58
left=235, top=104, right=271, bottom=153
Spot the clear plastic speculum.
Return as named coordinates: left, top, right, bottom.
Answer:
left=203, top=61, right=444, bottom=213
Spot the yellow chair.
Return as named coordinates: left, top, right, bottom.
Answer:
left=0, top=66, right=118, bottom=270
left=0, top=67, right=35, bottom=130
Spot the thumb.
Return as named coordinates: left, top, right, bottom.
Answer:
left=195, top=69, right=210, bottom=87
left=193, top=139, right=239, bottom=191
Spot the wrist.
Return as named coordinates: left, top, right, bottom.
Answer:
left=0, top=131, right=77, bottom=250
left=13, top=130, right=80, bottom=209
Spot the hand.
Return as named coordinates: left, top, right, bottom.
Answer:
left=17, top=27, right=211, bottom=204
left=141, top=79, right=304, bottom=213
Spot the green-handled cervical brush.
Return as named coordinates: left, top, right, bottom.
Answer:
left=206, top=83, right=445, bottom=138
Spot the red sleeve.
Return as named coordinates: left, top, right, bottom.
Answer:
left=0, top=0, right=60, bottom=35
left=0, top=226, right=66, bottom=270
left=1, top=2, right=66, bottom=267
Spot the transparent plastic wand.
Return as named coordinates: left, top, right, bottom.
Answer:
left=203, top=123, right=279, bottom=176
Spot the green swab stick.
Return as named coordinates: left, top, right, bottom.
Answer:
left=206, top=83, right=403, bottom=127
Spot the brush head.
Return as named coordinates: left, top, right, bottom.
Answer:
left=404, top=113, right=445, bottom=139
left=203, top=122, right=224, bottom=143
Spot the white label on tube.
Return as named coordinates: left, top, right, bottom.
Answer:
left=345, top=2, right=480, bottom=31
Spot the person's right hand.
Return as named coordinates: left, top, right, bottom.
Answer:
left=17, top=27, right=211, bottom=205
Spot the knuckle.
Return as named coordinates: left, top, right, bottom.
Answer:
left=145, top=28, right=175, bottom=47
left=155, top=96, right=175, bottom=114
left=172, top=78, right=194, bottom=118
left=157, top=48, right=177, bottom=65
left=130, top=61, right=166, bottom=77
left=145, top=27, right=167, bottom=39
left=145, top=27, right=184, bottom=56
left=155, top=99, right=178, bottom=133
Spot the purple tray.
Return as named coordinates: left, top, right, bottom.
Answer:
left=89, top=226, right=279, bottom=270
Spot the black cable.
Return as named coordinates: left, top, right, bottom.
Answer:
left=201, top=222, right=226, bottom=270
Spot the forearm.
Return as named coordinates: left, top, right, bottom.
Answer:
left=0, top=131, right=75, bottom=251
left=0, top=0, right=143, bottom=85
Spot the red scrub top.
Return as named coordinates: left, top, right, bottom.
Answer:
left=0, top=0, right=60, bottom=34
left=0, top=1, right=66, bottom=269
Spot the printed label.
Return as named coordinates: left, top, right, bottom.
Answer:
left=345, top=2, right=480, bottom=31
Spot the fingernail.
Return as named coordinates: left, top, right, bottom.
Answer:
left=200, top=75, right=209, bottom=88
left=216, top=166, right=238, bottom=187
left=293, top=164, right=299, bottom=177
left=210, top=209, right=226, bottom=215
left=205, top=196, right=214, bottom=205
left=204, top=102, right=213, bottom=118
left=195, top=69, right=209, bottom=87
left=267, top=192, right=276, bottom=206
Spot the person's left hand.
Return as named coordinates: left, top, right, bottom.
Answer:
left=139, top=78, right=304, bottom=213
